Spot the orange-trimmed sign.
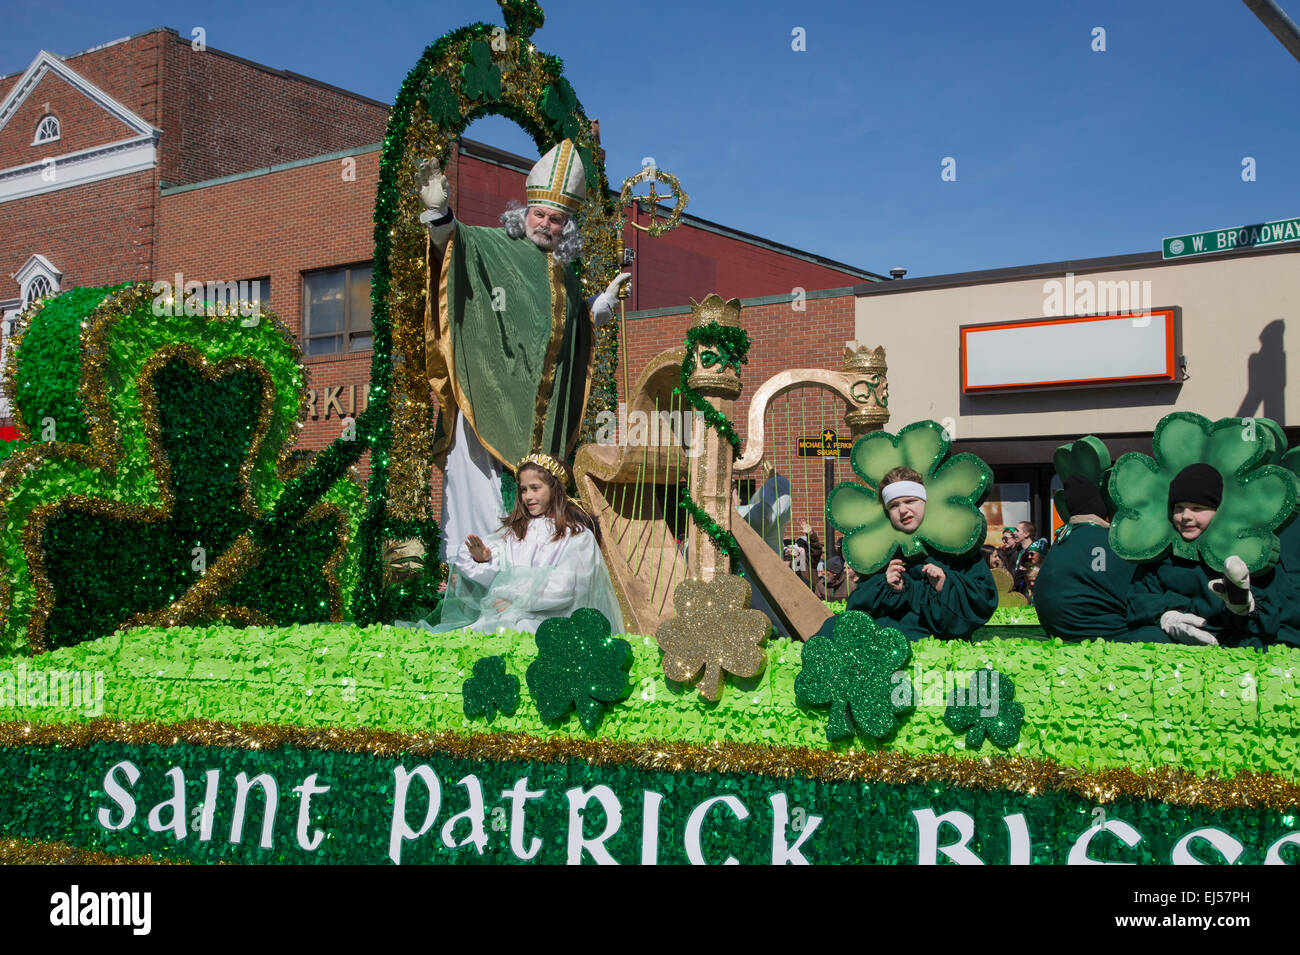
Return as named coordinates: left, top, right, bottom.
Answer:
left=961, top=309, right=1178, bottom=393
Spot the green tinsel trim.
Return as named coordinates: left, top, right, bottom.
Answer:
left=678, top=484, right=742, bottom=574
left=674, top=322, right=751, bottom=569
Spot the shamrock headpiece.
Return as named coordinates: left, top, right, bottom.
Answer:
left=827, top=420, right=992, bottom=575
left=525, top=139, right=586, bottom=215
left=1109, top=412, right=1297, bottom=572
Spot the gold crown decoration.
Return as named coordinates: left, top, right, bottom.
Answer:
left=842, top=342, right=887, bottom=374
left=689, top=293, right=742, bottom=328
left=525, top=139, right=587, bottom=216
left=517, top=452, right=569, bottom=484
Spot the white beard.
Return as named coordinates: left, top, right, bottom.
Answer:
left=527, top=227, right=557, bottom=251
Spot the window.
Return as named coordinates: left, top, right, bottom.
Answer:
left=204, top=277, right=269, bottom=313
left=33, top=115, right=60, bottom=145
left=302, top=265, right=371, bottom=355
left=24, top=275, right=53, bottom=306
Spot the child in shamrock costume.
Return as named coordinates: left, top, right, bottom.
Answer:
left=1125, top=464, right=1281, bottom=647
left=1034, top=475, right=1136, bottom=641
left=818, top=466, right=997, bottom=641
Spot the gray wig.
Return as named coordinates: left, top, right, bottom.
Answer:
left=500, top=200, right=584, bottom=264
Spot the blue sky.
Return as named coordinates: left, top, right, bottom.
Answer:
left=5, top=0, right=1300, bottom=278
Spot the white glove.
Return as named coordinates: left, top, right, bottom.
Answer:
left=417, top=159, right=449, bottom=217
left=1208, top=555, right=1255, bottom=615
left=1160, top=610, right=1219, bottom=646
left=589, top=272, right=632, bottom=327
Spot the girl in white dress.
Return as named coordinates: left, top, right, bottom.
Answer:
left=418, top=452, right=625, bottom=636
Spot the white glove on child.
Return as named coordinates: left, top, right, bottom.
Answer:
left=1160, top=610, right=1219, bottom=646
left=589, top=272, right=632, bottom=327
left=1208, top=555, right=1255, bottom=615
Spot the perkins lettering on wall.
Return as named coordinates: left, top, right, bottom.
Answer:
left=303, top=384, right=367, bottom=420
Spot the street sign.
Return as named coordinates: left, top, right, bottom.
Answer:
left=1163, top=216, right=1300, bottom=259
left=797, top=429, right=851, bottom=458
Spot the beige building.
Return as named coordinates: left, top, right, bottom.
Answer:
left=854, top=243, right=1297, bottom=531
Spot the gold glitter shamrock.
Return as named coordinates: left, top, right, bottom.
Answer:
left=526, top=608, right=632, bottom=731
left=656, top=574, right=770, bottom=702
left=794, top=610, right=912, bottom=741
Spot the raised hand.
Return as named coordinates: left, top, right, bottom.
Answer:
left=418, top=158, right=449, bottom=213
left=465, top=534, right=491, bottom=563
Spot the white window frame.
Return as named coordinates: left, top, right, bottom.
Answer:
left=32, top=114, right=60, bottom=145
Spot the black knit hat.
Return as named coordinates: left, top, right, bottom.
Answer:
left=1168, top=463, right=1222, bottom=509
left=1063, top=474, right=1106, bottom=518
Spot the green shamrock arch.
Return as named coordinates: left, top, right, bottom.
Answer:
left=1108, top=412, right=1297, bottom=573
left=350, top=0, right=622, bottom=623
left=827, top=420, right=992, bottom=575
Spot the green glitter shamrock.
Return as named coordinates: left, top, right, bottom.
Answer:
left=827, top=420, right=992, bottom=575
left=460, top=40, right=502, bottom=102
left=942, top=669, right=1024, bottom=749
left=462, top=655, right=520, bottom=721
left=526, top=608, right=632, bottom=731
left=1109, top=412, right=1297, bottom=573
left=1052, top=435, right=1113, bottom=521
left=540, top=77, right=582, bottom=141
left=794, top=610, right=913, bottom=742
left=425, top=75, right=461, bottom=127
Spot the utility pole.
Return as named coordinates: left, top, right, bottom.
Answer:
left=1244, top=0, right=1300, bottom=64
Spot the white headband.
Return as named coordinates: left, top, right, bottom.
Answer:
left=881, top=481, right=927, bottom=505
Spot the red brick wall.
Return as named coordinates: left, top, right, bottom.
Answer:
left=56, top=31, right=167, bottom=131
left=157, top=147, right=380, bottom=475
left=0, top=168, right=157, bottom=300
left=159, top=33, right=389, bottom=187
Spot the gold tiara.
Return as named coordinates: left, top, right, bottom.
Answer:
left=518, top=452, right=568, bottom=484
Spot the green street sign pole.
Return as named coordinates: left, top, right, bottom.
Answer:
left=1163, top=215, right=1300, bottom=259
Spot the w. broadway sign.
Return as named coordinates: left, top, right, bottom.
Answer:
left=1163, top=216, right=1300, bottom=259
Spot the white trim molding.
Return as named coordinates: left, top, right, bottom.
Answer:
left=0, top=50, right=160, bottom=202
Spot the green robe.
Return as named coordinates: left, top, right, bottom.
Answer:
left=1034, top=523, right=1135, bottom=642
left=819, top=548, right=997, bottom=642
left=1125, top=555, right=1291, bottom=648
left=427, top=223, right=594, bottom=471
left=1265, top=513, right=1300, bottom=647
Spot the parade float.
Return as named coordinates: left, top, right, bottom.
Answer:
left=0, top=1, right=1297, bottom=865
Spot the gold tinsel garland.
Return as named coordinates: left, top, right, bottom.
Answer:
left=0, top=837, right=194, bottom=866
left=1, top=718, right=1296, bottom=812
